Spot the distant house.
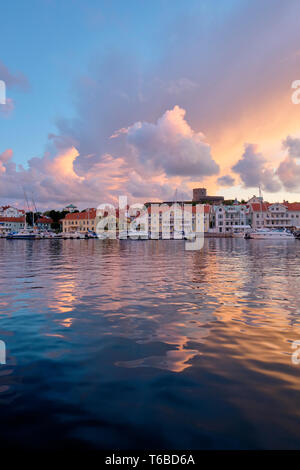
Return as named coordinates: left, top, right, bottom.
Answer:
left=61, top=209, right=97, bottom=233
left=0, top=205, right=25, bottom=218
left=0, top=206, right=26, bottom=235
left=248, top=201, right=300, bottom=229
left=63, top=204, right=78, bottom=213
left=0, top=216, right=26, bottom=235
left=36, top=216, right=53, bottom=230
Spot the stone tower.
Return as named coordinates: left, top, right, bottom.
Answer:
left=193, top=188, right=207, bottom=202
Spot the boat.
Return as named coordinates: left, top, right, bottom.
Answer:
left=173, top=229, right=185, bottom=239
left=85, top=230, right=97, bottom=239
left=6, top=229, right=36, bottom=240
left=246, top=228, right=294, bottom=239
left=62, top=231, right=85, bottom=239
left=183, top=230, right=195, bottom=241
left=127, top=229, right=148, bottom=240
left=231, top=225, right=252, bottom=238
left=96, top=232, right=109, bottom=240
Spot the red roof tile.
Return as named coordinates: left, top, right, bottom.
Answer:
left=37, top=216, right=53, bottom=224
left=0, top=216, right=25, bottom=222
left=64, top=209, right=96, bottom=220
left=286, top=202, right=300, bottom=211
left=249, top=202, right=270, bottom=212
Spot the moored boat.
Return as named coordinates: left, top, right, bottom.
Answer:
left=6, top=229, right=36, bottom=240
left=246, top=228, right=294, bottom=239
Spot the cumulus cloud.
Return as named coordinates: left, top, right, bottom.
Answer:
left=217, top=174, right=235, bottom=187
left=232, top=143, right=281, bottom=192
left=124, top=105, right=219, bottom=178
left=0, top=143, right=187, bottom=208
left=277, top=136, right=300, bottom=191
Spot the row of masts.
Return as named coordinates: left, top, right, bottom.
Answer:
left=23, top=188, right=38, bottom=230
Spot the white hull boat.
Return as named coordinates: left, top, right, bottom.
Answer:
left=247, top=228, right=294, bottom=239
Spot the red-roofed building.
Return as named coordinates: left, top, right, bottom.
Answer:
left=36, top=216, right=53, bottom=230
left=248, top=201, right=300, bottom=229
left=146, top=203, right=211, bottom=234
left=0, top=205, right=25, bottom=218
left=62, top=209, right=98, bottom=233
left=0, top=216, right=26, bottom=235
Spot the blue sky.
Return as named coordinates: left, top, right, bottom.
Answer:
left=0, top=0, right=238, bottom=165
left=1, top=0, right=300, bottom=207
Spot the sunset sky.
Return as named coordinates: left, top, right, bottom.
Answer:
left=1, top=0, right=300, bottom=209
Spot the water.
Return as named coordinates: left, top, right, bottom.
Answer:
left=0, top=238, right=299, bottom=449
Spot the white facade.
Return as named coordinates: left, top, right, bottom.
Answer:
left=249, top=202, right=300, bottom=229
left=0, top=206, right=25, bottom=217
left=212, top=204, right=250, bottom=233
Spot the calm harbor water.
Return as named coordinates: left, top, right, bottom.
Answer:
left=0, top=238, right=299, bottom=449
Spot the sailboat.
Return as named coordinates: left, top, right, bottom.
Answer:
left=6, top=189, right=36, bottom=239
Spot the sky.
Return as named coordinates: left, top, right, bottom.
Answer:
left=1, top=0, right=300, bottom=209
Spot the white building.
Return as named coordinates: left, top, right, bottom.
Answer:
left=0, top=205, right=25, bottom=218
left=211, top=203, right=250, bottom=233
left=249, top=202, right=300, bottom=229
left=0, top=216, right=26, bottom=235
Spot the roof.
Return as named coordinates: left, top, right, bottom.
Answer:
left=0, top=216, right=25, bottom=222
left=249, top=203, right=269, bottom=212
left=37, top=216, right=53, bottom=224
left=249, top=202, right=300, bottom=212
left=64, top=209, right=96, bottom=220
left=0, top=206, right=25, bottom=214
left=285, top=202, right=300, bottom=211
left=146, top=204, right=211, bottom=214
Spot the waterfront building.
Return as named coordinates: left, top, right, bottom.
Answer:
left=62, top=208, right=97, bottom=233
left=0, top=216, right=26, bottom=235
left=145, top=187, right=224, bottom=207
left=211, top=204, right=250, bottom=233
left=0, top=205, right=25, bottom=218
left=146, top=204, right=211, bottom=236
left=36, top=216, right=53, bottom=230
left=249, top=201, right=300, bottom=229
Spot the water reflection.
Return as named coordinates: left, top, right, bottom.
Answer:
left=0, top=238, right=299, bottom=449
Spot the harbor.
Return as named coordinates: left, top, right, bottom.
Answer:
left=2, top=188, right=300, bottom=241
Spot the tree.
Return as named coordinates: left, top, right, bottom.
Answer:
left=43, top=210, right=68, bottom=231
